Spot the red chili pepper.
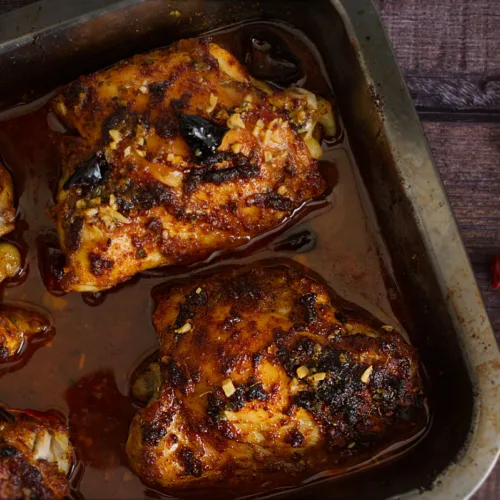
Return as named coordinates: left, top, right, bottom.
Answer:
left=492, top=254, right=500, bottom=289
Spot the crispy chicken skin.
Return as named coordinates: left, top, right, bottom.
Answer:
left=0, top=163, right=15, bottom=238
left=0, top=306, right=51, bottom=361
left=0, top=409, right=72, bottom=499
left=126, top=265, right=425, bottom=488
left=52, top=39, right=333, bottom=292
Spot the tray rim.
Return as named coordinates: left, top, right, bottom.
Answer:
left=0, top=0, right=498, bottom=498
left=334, top=1, right=500, bottom=498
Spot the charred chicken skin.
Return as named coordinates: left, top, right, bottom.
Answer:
left=52, top=39, right=334, bottom=292
left=0, top=306, right=52, bottom=362
left=126, top=265, right=425, bottom=488
left=0, top=409, right=72, bottom=499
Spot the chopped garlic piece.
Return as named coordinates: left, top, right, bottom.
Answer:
left=222, top=378, right=236, bottom=397
left=263, top=128, right=272, bottom=146
left=361, top=365, right=373, bottom=384
left=124, top=146, right=131, bottom=157
left=227, top=113, right=245, bottom=129
left=289, top=377, right=301, bottom=393
left=139, top=85, right=148, bottom=94
left=175, top=322, right=192, bottom=334
left=252, top=119, right=265, bottom=138
left=195, top=287, right=203, bottom=294
left=310, top=372, right=326, bottom=383
left=85, top=208, right=98, bottom=217
left=99, top=206, right=130, bottom=224
left=296, top=365, right=309, bottom=379
left=206, top=93, right=218, bottom=113
left=109, top=129, right=122, bottom=142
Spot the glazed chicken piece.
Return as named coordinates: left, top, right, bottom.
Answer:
left=51, top=39, right=334, bottom=292
left=126, top=265, right=426, bottom=489
left=0, top=163, right=15, bottom=238
left=0, top=242, right=21, bottom=285
left=0, top=305, right=52, bottom=361
left=0, top=409, right=73, bottom=499
left=0, top=162, right=21, bottom=285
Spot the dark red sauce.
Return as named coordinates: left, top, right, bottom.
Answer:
left=0, top=22, right=428, bottom=499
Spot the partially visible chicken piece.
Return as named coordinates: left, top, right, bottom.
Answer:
left=0, top=409, right=73, bottom=499
left=0, top=305, right=52, bottom=361
left=0, top=163, right=15, bottom=238
left=126, top=265, right=426, bottom=489
left=0, top=242, right=21, bottom=284
left=51, top=39, right=334, bottom=292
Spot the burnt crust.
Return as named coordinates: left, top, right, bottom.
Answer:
left=51, top=38, right=327, bottom=292
left=126, top=264, right=427, bottom=488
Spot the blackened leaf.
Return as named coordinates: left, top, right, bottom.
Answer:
left=201, top=156, right=259, bottom=184
left=63, top=151, right=110, bottom=190
left=244, top=33, right=303, bottom=88
left=273, top=230, right=317, bottom=253
left=179, top=114, right=228, bottom=162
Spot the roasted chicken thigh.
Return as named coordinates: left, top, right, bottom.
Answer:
left=0, top=306, right=52, bottom=362
left=52, top=39, right=333, bottom=292
left=0, top=409, right=72, bottom=499
left=0, top=163, right=15, bottom=238
left=126, top=265, right=426, bottom=489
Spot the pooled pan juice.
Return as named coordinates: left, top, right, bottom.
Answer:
left=0, top=21, right=429, bottom=500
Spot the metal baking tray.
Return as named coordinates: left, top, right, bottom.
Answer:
left=0, top=0, right=499, bottom=499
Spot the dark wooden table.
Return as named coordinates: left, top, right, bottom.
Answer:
left=0, top=0, right=498, bottom=498
left=375, top=2, right=500, bottom=497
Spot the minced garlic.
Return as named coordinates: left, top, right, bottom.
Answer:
left=227, top=113, right=245, bottom=129
left=174, top=322, right=192, bottom=334
left=361, top=365, right=373, bottom=384
left=222, top=378, right=236, bottom=397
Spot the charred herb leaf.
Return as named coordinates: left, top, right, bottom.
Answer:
left=179, top=114, right=228, bottom=162
left=244, top=33, right=303, bottom=87
left=63, top=151, right=110, bottom=190
left=273, top=229, right=317, bottom=253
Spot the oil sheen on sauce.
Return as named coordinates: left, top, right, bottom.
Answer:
left=0, top=22, right=428, bottom=500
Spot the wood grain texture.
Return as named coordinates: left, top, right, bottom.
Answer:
left=0, top=0, right=498, bottom=498
left=378, top=0, right=500, bottom=112
left=423, top=121, right=500, bottom=334
left=377, top=2, right=500, bottom=497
